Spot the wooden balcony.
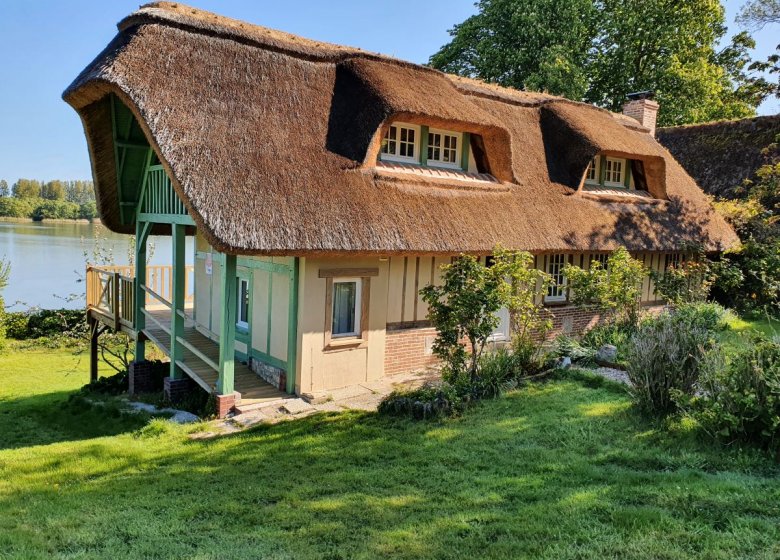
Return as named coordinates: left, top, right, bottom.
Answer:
left=85, top=264, right=285, bottom=406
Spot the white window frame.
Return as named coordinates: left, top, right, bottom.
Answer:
left=604, top=157, right=626, bottom=187
left=427, top=128, right=462, bottom=169
left=380, top=122, right=420, bottom=164
left=545, top=253, right=568, bottom=303
left=585, top=157, right=600, bottom=184
left=331, top=277, right=362, bottom=338
left=236, top=278, right=249, bottom=331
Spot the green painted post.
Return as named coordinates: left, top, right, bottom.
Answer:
left=218, top=253, right=237, bottom=395
left=461, top=132, right=471, bottom=171
left=169, top=223, right=186, bottom=379
left=285, top=258, right=299, bottom=394
left=420, top=125, right=429, bottom=166
left=134, top=219, right=150, bottom=360
left=598, top=155, right=607, bottom=186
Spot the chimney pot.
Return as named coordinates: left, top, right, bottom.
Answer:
left=623, top=92, right=659, bottom=136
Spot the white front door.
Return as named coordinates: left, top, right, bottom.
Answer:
left=490, top=307, right=511, bottom=342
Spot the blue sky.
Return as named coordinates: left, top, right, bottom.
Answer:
left=0, top=0, right=776, bottom=182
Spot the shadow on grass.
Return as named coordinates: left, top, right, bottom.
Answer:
left=0, top=389, right=150, bottom=450
left=2, top=380, right=779, bottom=558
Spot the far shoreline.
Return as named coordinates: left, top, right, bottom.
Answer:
left=0, top=217, right=95, bottom=224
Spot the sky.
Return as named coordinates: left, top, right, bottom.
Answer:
left=0, top=0, right=777, bottom=182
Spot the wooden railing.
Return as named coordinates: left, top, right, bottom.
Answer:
left=86, top=264, right=194, bottom=332
left=141, top=166, right=188, bottom=216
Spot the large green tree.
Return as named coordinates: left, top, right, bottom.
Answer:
left=430, top=0, right=770, bottom=126
left=0, top=180, right=8, bottom=198
left=12, top=179, right=41, bottom=199
left=429, top=0, right=596, bottom=99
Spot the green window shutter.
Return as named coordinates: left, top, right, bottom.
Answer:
left=461, top=132, right=471, bottom=171
left=598, top=155, right=607, bottom=186
left=624, top=160, right=632, bottom=188
left=420, top=125, right=429, bottom=166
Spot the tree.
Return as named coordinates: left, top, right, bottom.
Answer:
left=430, top=0, right=769, bottom=126
left=12, top=179, right=41, bottom=199
left=0, top=180, right=8, bottom=197
left=40, top=180, right=66, bottom=201
left=738, top=0, right=780, bottom=29
left=429, top=0, right=596, bottom=99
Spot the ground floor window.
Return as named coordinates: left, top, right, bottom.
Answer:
left=236, top=277, right=249, bottom=331
left=332, top=278, right=362, bottom=337
left=546, top=253, right=568, bottom=302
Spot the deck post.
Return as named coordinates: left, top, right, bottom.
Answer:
left=89, top=315, right=99, bottom=383
left=217, top=253, right=237, bottom=395
left=134, top=219, right=151, bottom=360
left=169, top=223, right=186, bottom=379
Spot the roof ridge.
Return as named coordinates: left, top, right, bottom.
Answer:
left=124, top=2, right=639, bottom=126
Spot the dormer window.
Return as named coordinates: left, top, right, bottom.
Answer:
left=604, top=157, right=625, bottom=187
left=379, top=121, right=472, bottom=172
left=381, top=123, right=420, bottom=163
left=583, top=155, right=636, bottom=191
left=427, top=129, right=462, bottom=169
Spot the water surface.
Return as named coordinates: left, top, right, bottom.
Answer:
left=0, top=221, right=193, bottom=310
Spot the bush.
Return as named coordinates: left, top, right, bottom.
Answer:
left=378, top=383, right=465, bottom=419
left=6, top=308, right=85, bottom=340
left=685, top=336, right=780, bottom=451
left=672, top=302, right=729, bottom=334
left=552, top=335, right=596, bottom=364
left=626, top=312, right=713, bottom=416
left=580, top=320, right=636, bottom=364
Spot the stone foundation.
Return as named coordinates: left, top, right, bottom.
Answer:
left=215, top=393, right=237, bottom=418
left=163, top=376, right=195, bottom=404
left=129, top=360, right=157, bottom=395
left=249, top=358, right=287, bottom=391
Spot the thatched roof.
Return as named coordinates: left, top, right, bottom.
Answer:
left=657, top=115, right=780, bottom=200
left=63, top=2, right=737, bottom=256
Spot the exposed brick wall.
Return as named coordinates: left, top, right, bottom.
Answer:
left=383, top=304, right=666, bottom=376
left=163, top=376, right=195, bottom=404
left=215, top=393, right=237, bottom=418
left=384, top=326, right=439, bottom=376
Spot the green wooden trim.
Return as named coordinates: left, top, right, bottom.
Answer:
left=461, top=132, right=471, bottom=171
left=133, top=219, right=151, bottom=360
left=266, top=271, right=273, bottom=357
left=135, top=149, right=154, bottom=220
left=109, top=95, right=125, bottom=225
left=169, top=224, right=187, bottom=380
left=235, top=268, right=252, bottom=345
left=148, top=164, right=165, bottom=171
left=196, top=252, right=293, bottom=274
left=598, top=155, right=607, bottom=186
left=285, top=257, right=299, bottom=394
left=250, top=349, right=287, bottom=372
left=218, top=254, right=237, bottom=395
left=137, top=212, right=196, bottom=226
left=624, top=159, right=632, bottom=188
left=419, top=125, right=429, bottom=166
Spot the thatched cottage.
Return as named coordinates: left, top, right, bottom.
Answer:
left=65, top=2, right=737, bottom=417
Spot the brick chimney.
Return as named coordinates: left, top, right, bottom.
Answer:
left=622, top=91, right=659, bottom=136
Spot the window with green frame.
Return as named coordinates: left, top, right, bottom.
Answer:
left=585, top=155, right=633, bottom=189
left=380, top=121, right=471, bottom=171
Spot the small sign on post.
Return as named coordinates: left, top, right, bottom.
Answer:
left=205, top=253, right=213, bottom=276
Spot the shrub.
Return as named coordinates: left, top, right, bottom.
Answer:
left=672, top=302, right=729, bottom=334
left=580, top=320, right=636, bottom=364
left=685, top=336, right=780, bottom=451
left=626, top=312, right=713, bottom=416
left=378, top=383, right=465, bottom=419
left=564, top=247, right=648, bottom=327
left=552, top=335, right=596, bottom=364
left=651, top=250, right=716, bottom=305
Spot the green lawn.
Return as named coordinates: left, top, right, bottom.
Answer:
left=1, top=344, right=780, bottom=559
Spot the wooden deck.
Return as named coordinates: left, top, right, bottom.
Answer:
left=86, top=265, right=285, bottom=406
left=144, top=308, right=286, bottom=405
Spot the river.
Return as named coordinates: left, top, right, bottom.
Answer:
left=0, top=221, right=194, bottom=311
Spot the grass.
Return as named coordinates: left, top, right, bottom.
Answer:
left=1, top=338, right=780, bottom=558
